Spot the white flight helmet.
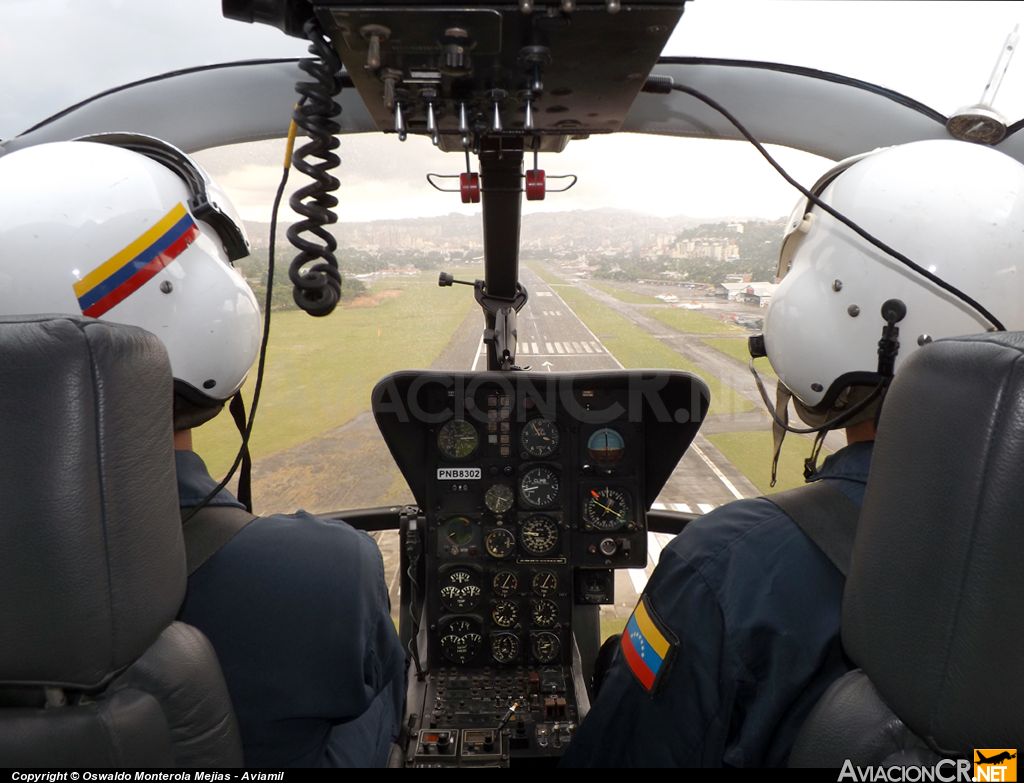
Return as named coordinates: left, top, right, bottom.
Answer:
left=0, top=138, right=261, bottom=414
left=763, top=139, right=1024, bottom=419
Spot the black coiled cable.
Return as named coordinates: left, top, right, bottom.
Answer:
left=287, top=18, right=343, bottom=317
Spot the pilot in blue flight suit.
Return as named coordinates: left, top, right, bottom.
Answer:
left=0, top=138, right=406, bottom=767
left=562, top=139, right=1024, bottom=766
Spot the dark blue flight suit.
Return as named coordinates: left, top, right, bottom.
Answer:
left=175, top=451, right=406, bottom=768
left=562, top=442, right=873, bottom=767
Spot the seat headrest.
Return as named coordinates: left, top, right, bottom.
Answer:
left=0, top=315, right=186, bottom=690
left=844, top=331, right=1024, bottom=751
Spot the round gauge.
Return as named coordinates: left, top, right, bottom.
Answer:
left=531, top=599, right=558, bottom=628
left=445, top=516, right=475, bottom=546
left=531, top=631, right=560, bottom=664
left=437, top=419, right=479, bottom=460
left=484, top=484, right=514, bottom=514
left=583, top=488, right=632, bottom=531
left=491, top=633, right=521, bottom=665
left=519, top=466, right=560, bottom=509
left=439, top=568, right=483, bottom=612
left=587, top=428, right=625, bottom=467
left=520, top=515, right=559, bottom=556
left=491, top=600, right=519, bottom=628
left=532, top=570, right=558, bottom=597
left=440, top=618, right=483, bottom=664
left=485, top=528, right=515, bottom=559
left=521, top=419, right=560, bottom=458
left=493, top=570, right=519, bottom=597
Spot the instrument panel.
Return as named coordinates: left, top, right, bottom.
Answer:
left=372, top=370, right=709, bottom=766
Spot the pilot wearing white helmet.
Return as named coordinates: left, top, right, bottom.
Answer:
left=0, top=138, right=404, bottom=768
left=564, top=139, right=1024, bottom=767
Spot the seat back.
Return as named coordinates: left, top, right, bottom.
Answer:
left=0, top=315, right=242, bottom=767
left=791, top=332, right=1024, bottom=765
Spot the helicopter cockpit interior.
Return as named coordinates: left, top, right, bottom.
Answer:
left=3, top=0, right=1024, bottom=769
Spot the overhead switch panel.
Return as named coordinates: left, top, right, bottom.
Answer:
left=308, top=0, right=688, bottom=150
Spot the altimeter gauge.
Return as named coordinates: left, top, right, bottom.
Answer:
left=440, top=618, right=483, bottom=664
left=583, top=487, right=632, bottom=531
left=438, top=419, right=478, bottom=460
left=519, top=466, right=560, bottom=509
left=521, top=419, right=559, bottom=458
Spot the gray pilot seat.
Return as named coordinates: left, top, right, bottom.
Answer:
left=0, top=315, right=242, bottom=767
left=790, top=331, right=1024, bottom=766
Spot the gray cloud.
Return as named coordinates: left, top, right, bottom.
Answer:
left=1, top=0, right=306, bottom=139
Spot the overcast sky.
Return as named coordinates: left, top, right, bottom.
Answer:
left=4, top=1, right=1024, bottom=222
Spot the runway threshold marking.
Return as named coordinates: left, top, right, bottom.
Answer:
left=537, top=278, right=624, bottom=369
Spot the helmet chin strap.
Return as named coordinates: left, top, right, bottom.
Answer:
left=769, top=382, right=792, bottom=487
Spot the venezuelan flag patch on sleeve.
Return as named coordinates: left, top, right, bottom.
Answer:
left=620, top=593, right=679, bottom=696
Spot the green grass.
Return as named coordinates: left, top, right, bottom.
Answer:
left=586, top=281, right=658, bottom=305
left=526, top=262, right=568, bottom=287
left=702, top=337, right=778, bottom=379
left=530, top=272, right=752, bottom=417
left=649, top=307, right=747, bottom=336
left=193, top=279, right=477, bottom=476
left=706, top=430, right=833, bottom=495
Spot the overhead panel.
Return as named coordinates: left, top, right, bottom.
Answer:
left=311, top=1, right=688, bottom=152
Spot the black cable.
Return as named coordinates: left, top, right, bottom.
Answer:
left=665, top=81, right=1006, bottom=332
left=287, top=18, right=344, bottom=317
left=655, top=57, right=948, bottom=125
left=180, top=155, right=290, bottom=524
left=406, top=560, right=425, bottom=681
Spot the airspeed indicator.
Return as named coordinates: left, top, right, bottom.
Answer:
left=521, top=419, right=559, bottom=458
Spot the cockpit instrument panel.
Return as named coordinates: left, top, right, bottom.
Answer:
left=373, top=370, right=708, bottom=766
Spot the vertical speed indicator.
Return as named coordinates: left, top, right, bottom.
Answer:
left=519, top=466, right=560, bottom=509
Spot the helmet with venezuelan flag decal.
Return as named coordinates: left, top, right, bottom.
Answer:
left=0, top=138, right=260, bottom=425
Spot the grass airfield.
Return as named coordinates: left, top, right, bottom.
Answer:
left=194, top=275, right=477, bottom=478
